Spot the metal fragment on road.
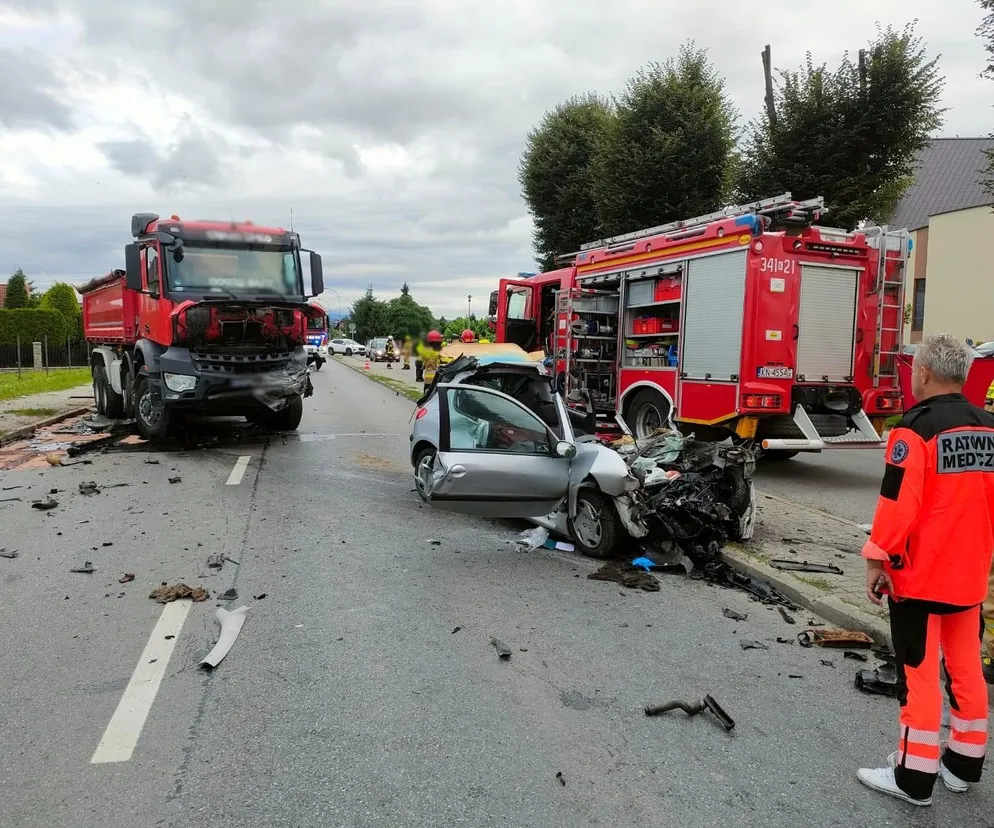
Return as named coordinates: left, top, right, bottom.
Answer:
left=119, top=573, right=135, bottom=583
left=31, top=496, right=58, bottom=510
left=0, top=548, right=19, bottom=558
left=770, top=559, right=844, bottom=575
left=217, top=587, right=238, bottom=601
left=778, top=607, right=796, bottom=625
left=722, top=608, right=747, bottom=621
left=206, top=553, right=225, bottom=570
left=200, top=605, right=249, bottom=669
left=491, top=637, right=512, bottom=660
left=643, top=695, right=735, bottom=732
left=71, top=561, right=95, bottom=573
left=168, top=476, right=181, bottom=484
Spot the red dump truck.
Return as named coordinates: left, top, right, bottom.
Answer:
left=78, top=213, right=324, bottom=439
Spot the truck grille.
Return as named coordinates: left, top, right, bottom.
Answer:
left=192, top=351, right=293, bottom=375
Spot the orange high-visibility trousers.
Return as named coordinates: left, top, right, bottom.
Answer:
left=890, top=599, right=988, bottom=800
left=984, top=562, right=994, bottom=659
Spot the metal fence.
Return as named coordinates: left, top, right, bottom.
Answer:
left=0, top=337, right=94, bottom=373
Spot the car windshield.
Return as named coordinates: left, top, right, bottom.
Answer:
left=167, top=243, right=300, bottom=297
left=371, top=338, right=388, bottom=349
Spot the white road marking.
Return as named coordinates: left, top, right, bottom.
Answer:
left=90, top=600, right=193, bottom=764
left=226, top=455, right=251, bottom=485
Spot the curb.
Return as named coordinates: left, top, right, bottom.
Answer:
left=0, top=405, right=94, bottom=447
left=723, top=542, right=891, bottom=647
left=333, top=356, right=422, bottom=401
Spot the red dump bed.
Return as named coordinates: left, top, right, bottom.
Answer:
left=78, top=270, right=139, bottom=344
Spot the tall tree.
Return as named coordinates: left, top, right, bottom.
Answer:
left=384, top=289, right=435, bottom=340
left=41, top=282, right=83, bottom=340
left=737, top=24, right=944, bottom=229
left=519, top=94, right=614, bottom=270
left=591, top=43, right=738, bottom=237
left=976, top=1, right=994, bottom=195
left=4, top=269, right=29, bottom=309
left=350, top=287, right=388, bottom=343
left=443, top=316, right=490, bottom=341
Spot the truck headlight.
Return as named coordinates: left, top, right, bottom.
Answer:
left=163, top=373, right=197, bottom=393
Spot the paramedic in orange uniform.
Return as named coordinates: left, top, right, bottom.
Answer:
left=857, top=334, right=994, bottom=807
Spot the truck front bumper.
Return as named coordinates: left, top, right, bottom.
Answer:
left=152, top=346, right=311, bottom=414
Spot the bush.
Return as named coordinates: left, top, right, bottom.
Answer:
left=0, top=308, right=68, bottom=346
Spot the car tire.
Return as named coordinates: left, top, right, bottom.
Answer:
left=569, top=488, right=620, bottom=560
left=628, top=389, right=672, bottom=440
left=134, top=375, right=175, bottom=440
left=345, top=349, right=352, bottom=357
left=413, top=445, right=436, bottom=502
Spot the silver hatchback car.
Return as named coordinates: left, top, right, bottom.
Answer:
left=409, top=352, right=642, bottom=558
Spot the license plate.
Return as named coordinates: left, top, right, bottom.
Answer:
left=757, top=365, right=793, bottom=379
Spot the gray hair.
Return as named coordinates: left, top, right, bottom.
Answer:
left=912, top=333, right=975, bottom=384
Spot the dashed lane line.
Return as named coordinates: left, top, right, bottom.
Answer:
left=226, top=455, right=252, bottom=485
left=90, top=599, right=193, bottom=764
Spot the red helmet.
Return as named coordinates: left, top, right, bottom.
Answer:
left=426, top=330, right=442, bottom=344
left=460, top=329, right=476, bottom=343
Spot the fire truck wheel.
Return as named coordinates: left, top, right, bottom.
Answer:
left=628, top=390, right=672, bottom=440
left=570, top=489, right=619, bottom=560
left=134, top=375, right=175, bottom=439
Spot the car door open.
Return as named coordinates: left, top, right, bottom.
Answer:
left=420, top=383, right=574, bottom=518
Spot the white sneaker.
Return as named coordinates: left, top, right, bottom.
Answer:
left=857, top=765, right=932, bottom=806
left=938, top=741, right=970, bottom=793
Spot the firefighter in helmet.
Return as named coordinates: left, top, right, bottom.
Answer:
left=460, top=329, right=476, bottom=344
left=418, top=330, right=443, bottom=392
left=385, top=336, right=396, bottom=369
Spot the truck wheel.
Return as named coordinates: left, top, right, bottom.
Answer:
left=134, top=375, right=175, bottom=440
left=569, top=489, right=620, bottom=560
left=257, top=394, right=303, bottom=432
left=92, top=365, right=108, bottom=416
left=628, top=390, right=672, bottom=440
left=104, top=370, right=125, bottom=419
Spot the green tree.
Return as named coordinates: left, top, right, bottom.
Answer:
left=737, top=24, right=944, bottom=229
left=976, top=1, right=994, bottom=195
left=41, top=282, right=82, bottom=340
left=519, top=94, right=615, bottom=270
left=443, top=316, right=491, bottom=341
left=350, top=287, right=388, bottom=343
left=384, top=289, right=435, bottom=340
left=591, top=43, right=738, bottom=237
left=5, top=269, right=29, bottom=309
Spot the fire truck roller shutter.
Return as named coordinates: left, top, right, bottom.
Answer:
left=680, top=249, right=748, bottom=381
left=795, top=265, right=859, bottom=383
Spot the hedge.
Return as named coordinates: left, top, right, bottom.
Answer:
left=0, top=308, right=68, bottom=346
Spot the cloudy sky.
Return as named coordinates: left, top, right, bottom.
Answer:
left=0, top=1, right=990, bottom=320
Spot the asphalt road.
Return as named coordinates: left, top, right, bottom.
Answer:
left=754, top=448, right=885, bottom=526
left=0, top=360, right=989, bottom=828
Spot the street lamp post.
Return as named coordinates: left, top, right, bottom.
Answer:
left=322, top=288, right=343, bottom=331
left=468, top=294, right=472, bottom=319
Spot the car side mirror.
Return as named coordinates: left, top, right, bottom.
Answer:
left=555, top=440, right=577, bottom=459
left=124, top=244, right=142, bottom=292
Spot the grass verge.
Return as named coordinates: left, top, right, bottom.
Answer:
left=0, top=368, right=92, bottom=402
left=7, top=407, right=59, bottom=417
left=333, top=357, right=422, bottom=402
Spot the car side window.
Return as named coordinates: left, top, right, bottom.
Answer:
left=146, top=247, right=160, bottom=294
left=445, top=387, right=552, bottom=455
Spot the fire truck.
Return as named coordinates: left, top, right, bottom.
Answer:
left=79, top=213, right=324, bottom=440
left=489, top=194, right=910, bottom=456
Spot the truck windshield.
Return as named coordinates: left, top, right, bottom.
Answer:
left=167, top=243, right=300, bottom=297
left=307, top=317, right=326, bottom=331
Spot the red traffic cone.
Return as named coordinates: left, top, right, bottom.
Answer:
left=364, top=358, right=371, bottom=371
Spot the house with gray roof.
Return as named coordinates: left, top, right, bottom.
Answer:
left=889, top=138, right=994, bottom=344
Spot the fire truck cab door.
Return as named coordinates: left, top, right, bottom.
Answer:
left=495, top=279, right=537, bottom=351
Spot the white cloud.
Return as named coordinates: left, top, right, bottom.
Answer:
left=0, top=0, right=991, bottom=320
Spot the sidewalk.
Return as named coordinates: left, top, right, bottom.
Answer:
left=0, top=383, right=95, bottom=444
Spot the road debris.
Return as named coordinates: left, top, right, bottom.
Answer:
left=200, top=605, right=249, bottom=669
left=46, top=454, right=61, bottom=466
left=644, top=694, right=735, bottom=733
left=0, top=496, right=20, bottom=503
left=556, top=772, right=566, bottom=787
left=253, top=593, right=267, bottom=600
left=168, top=476, right=181, bottom=484
left=70, top=561, right=95, bottom=573
left=490, top=637, right=512, bottom=660
left=451, top=626, right=462, bottom=634
left=725, top=570, right=799, bottom=609
left=588, top=560, right=660, bottom=591
left=855, top=661, right=899, bottom=697
left=770, top=559, right=844, bottom=575
left=0, top=548, right=19, bottom=559
left=722, top=608, right=747, bottom=621
left=206, top=553, right=225, bottom=570
left=778, top=607, right=796, bottom=625
left=218, top=587, right=238, bottom=601
left=844, top=651, right=868, bottom=662
left=119, top=573, right=135, bottom=584
left=31, top=496, right=58, bottom=510
left=776, top=637, right=793, bottom=644
left=144, top=459, right=160, bottom=465
left=149, top=583, right=209, bottom=603
left=79, top=481, right=99, bottom=496
left=798, top=628, right=874, bottom=649
left=739, top=640, right=769, bottom=651
left=426, top=539, right=442, bottom=546
left=516, top=527, right=548, bottom=551
left=821, top=659, right=835, bottom=668
left=631, top=556, right=655, bottom=572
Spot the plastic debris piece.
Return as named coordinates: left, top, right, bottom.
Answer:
left=821, top=659, right=835, bottom=667
left=855, top=663, right=899, bottom=697
left=542, top=538, right=575, bottom=552
left=788, top=674, right=803, bottom=679
left=119, top=573, right=135, bottom=584
left=206, top=553, right=225, bottom=570
left=144, top=459, right=160, bottom=465
left=844, top=651, right=868, bottom=662
left=798, top=628, right=874, bottom=648
left=70, top=561, right=95, bottom=573
left=218, top=587, right=238, bottom=601
left=631, top=556, right=656, bottom=572
left=723, top=608, right=747, bottom=621
left=516, top=527, right=549, bottom=551
left=79, top=481, right=99, bottom=495
left=778, top=607, right=796, bottom=625
left=426, top=539, right=442, bottom=545
left=149, top=583, right=209, bottom=603
left=556, top=772, right=566, bottom=787
left=740, top=640, right=769, bottom=650
left=491, top=637, right=512, bottom=660
left=776, top=637, right=793, bottom=644
left=31, top=496, right=58, bottom=510
left=253, top=593, right=266, bottom=600
left=200, top=605, right=249, bottom=669
left=0, top=548, right=18, bottom=559
left=858, top=523, right=872, bottom=535
left=452, top=626, right=462, bottom=634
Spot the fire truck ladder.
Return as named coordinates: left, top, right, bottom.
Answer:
left=559, top=193, right=827, bottom=261
left=865, top=227, right=911, bottom=388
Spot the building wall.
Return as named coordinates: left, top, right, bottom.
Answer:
left=923, top=205, right=994, bottom=342
left=904, top=227, right=928, bottom=344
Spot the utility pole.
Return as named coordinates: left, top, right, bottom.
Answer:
left=468, top=295, right=472, bottom=319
